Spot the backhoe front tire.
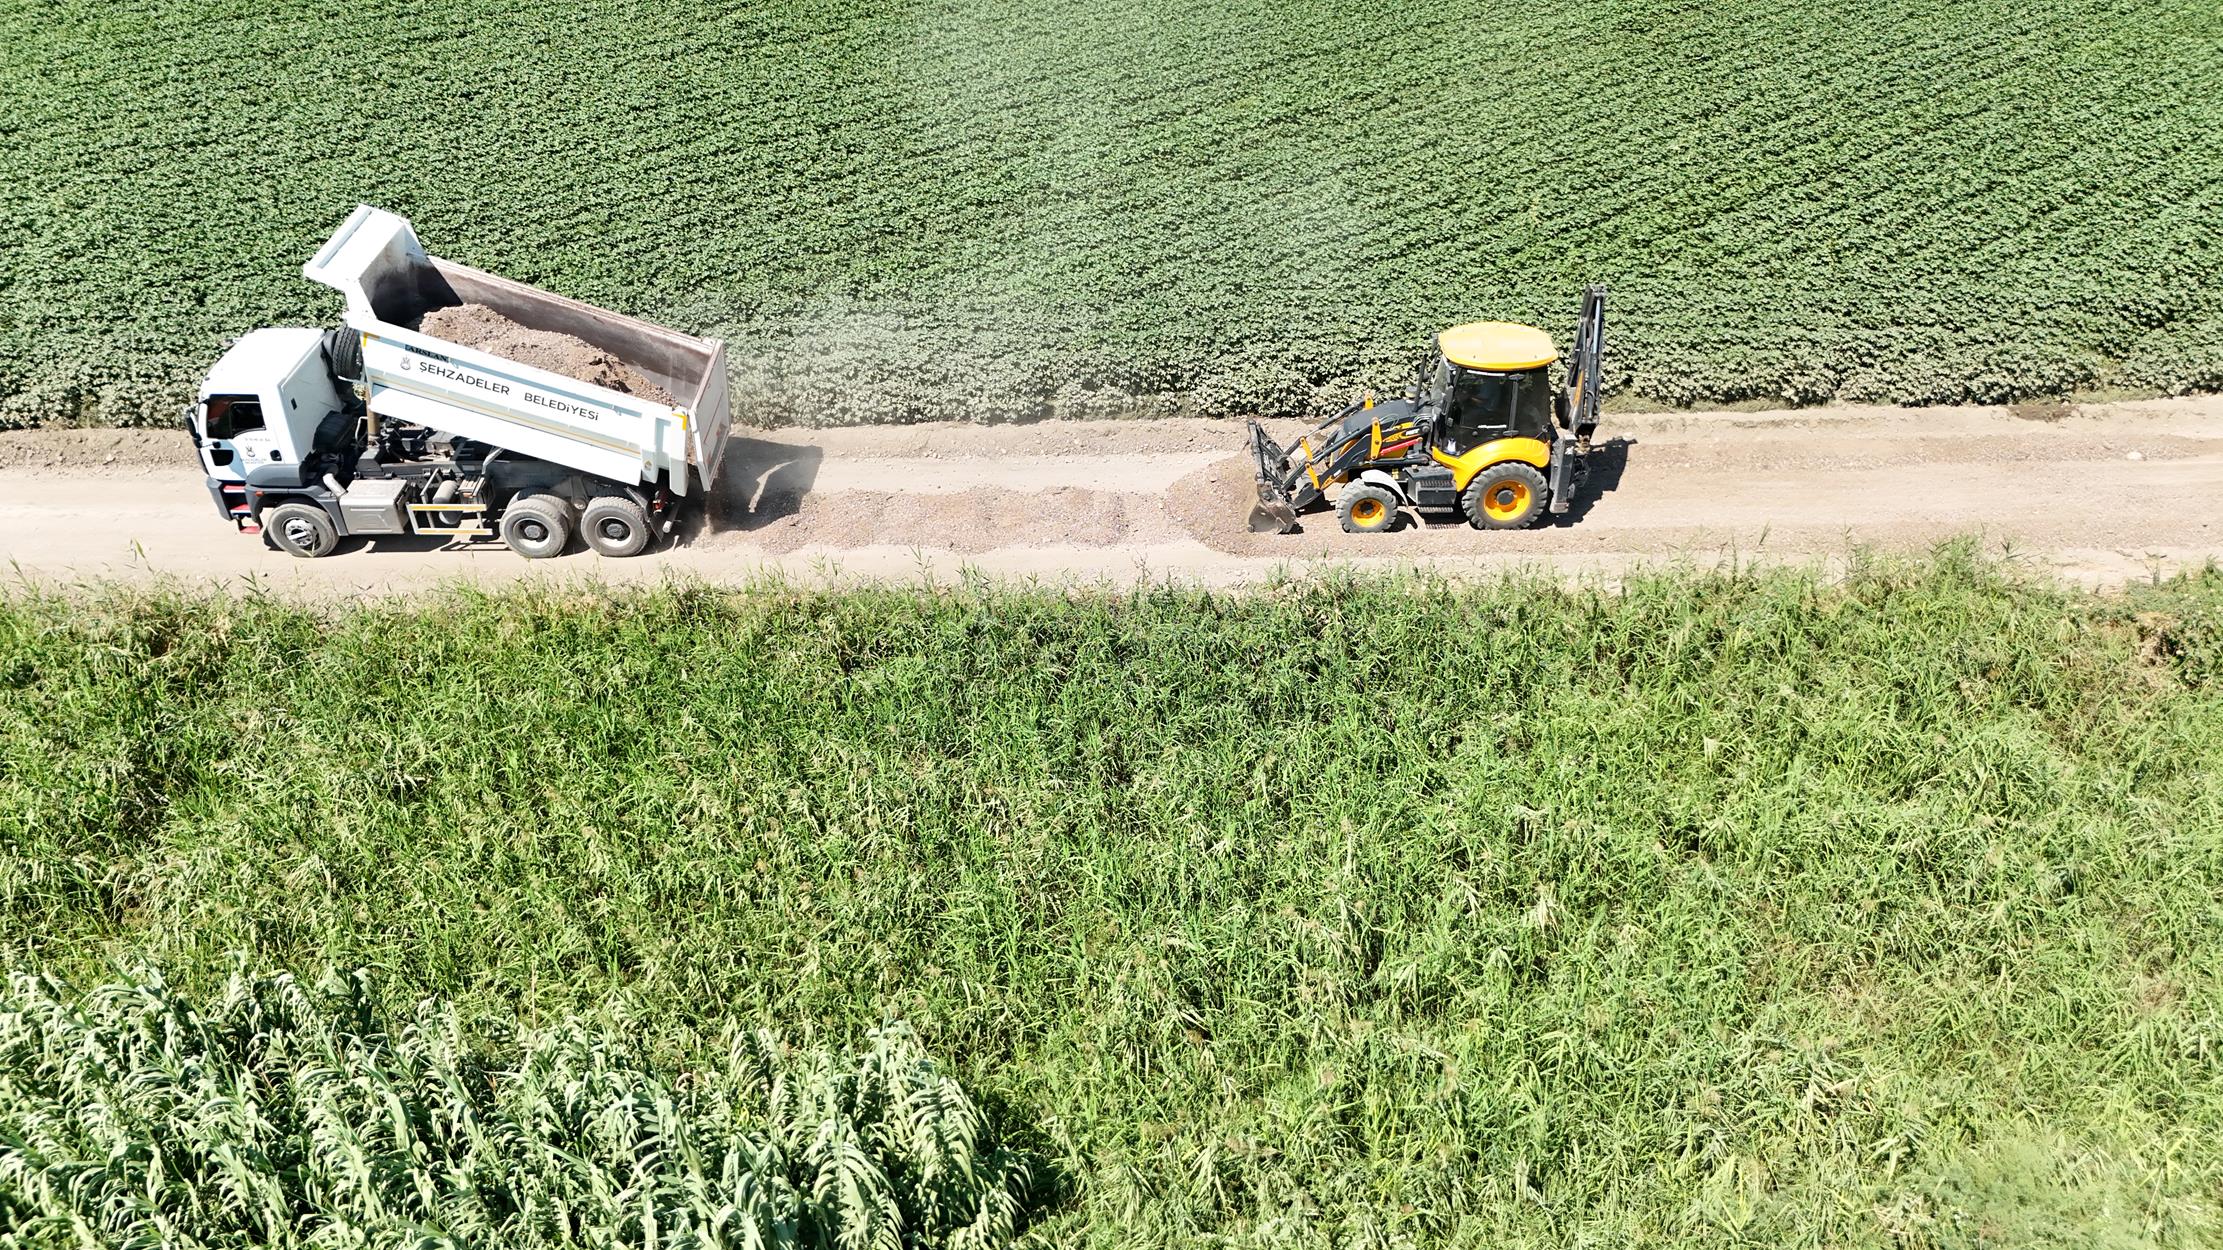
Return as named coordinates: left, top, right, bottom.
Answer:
left=501, top=495, right=572, bottom=559
left=1337, top=483, right=1400, bottom=534
left=580, top=495, right=653, bottom=557
left=1464, top=463, right=1549, bottom=530
left=265, top=502, right=339, bottom=559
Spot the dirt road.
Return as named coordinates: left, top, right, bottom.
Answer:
left=4, top=399, right=2220, bottom=592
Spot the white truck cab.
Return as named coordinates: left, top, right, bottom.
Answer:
left=194, top=328, right=346, bottom=484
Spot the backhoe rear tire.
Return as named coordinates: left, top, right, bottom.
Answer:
left=581, top=495, right=653, bottom=558
left=501, top=495, right=572, bottom=559
left=1337, top=483, right=1400, bottom=534
left=1464, top=463, right=1549, bottom=530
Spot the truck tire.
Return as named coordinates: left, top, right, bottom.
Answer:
left=580, top=496, right=653, bottom=557
left=321, top=328, right=364, bottom=384
left=500, top=495, right=572, bottom=559
left=1464, top=463, right=1549, bottom=530
left=265, top=502, right=339, bottom=558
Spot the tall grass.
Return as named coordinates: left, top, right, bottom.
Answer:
left=0, top=965, right=1029, bottom=1248
left=2, top=552, right=2220, bottom=1246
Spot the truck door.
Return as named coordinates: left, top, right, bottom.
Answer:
left=197, top=394, right=270, bottom=482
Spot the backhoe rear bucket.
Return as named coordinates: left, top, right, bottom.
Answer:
left=1246, top=421, right=1300, bottom=533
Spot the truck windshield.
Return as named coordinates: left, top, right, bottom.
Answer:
left=203, top=395, right=265, bottom=440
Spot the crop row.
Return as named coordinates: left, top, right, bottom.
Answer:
left=1, top=0, right=2217, bottom=428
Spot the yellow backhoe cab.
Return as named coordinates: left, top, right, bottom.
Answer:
left=1247, top=286, right=1605, bottom=533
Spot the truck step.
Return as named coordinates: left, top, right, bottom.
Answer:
left=407, top=501, right=491, bottom=537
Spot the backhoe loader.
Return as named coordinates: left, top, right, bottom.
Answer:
left=1248, top=287, right=1605, bottom=533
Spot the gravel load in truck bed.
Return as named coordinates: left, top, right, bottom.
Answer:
left=415, top=304, right=676, bottom=405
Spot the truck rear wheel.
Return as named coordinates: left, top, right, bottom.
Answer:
left=580, top=496, right=652, bottom=557
left=500, top=495, right=572, bottom=559
left=265, top=502, right=339, bottom=559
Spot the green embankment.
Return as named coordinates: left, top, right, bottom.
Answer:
left=3, top=556, right=2221, bottom=1245
left=3, top=0, right=2219, bottom=428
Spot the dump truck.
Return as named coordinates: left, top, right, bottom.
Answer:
left=1248, top=287, right=1605, bottom=533
left=186, top=205, right=731, bottom=558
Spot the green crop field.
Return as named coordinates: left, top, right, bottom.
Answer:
left=3, top=0, right=2219, bottom=430
left=5, top=556, right=2221, bottom=1245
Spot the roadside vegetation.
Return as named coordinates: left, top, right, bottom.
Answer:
left=0, top=967, right=1031, bottom=1248
left=5, top=0, right=2218, bottom=428
left=3, top=554, right=2220, bottom=1245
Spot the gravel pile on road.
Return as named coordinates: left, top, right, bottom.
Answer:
left=785, top=419, right=1244, bottom=460
left=416, top=304, right=676, bottom=404
left=723, top=486, right=1170, bottom=553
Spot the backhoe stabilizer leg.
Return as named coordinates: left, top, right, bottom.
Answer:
left=1548, top=433, right=1577, bottom=513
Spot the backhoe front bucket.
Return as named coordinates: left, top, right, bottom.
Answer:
left=1249, top=489, right=1298, bottom=534
left=1246, top=421, right=1300, bottom=533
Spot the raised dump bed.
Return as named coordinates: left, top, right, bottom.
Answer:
left=303, top=205, right=731, bottom=494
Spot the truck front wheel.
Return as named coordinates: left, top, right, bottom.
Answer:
left=500, top=495, right=572, bottom=559
left=581, top=496, right=653, bottom=557
left=265, top=502, right=339, bottom=559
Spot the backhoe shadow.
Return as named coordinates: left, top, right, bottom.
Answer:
left=1551, top=437, right=1633, bottom=526
left=680, top=436, right=824, bottom=545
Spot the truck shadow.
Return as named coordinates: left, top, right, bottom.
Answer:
left=345, top=535, right=484, bottom=556
left=1550, top=437, right=1633, bottom=526
left=685, top=436, right=824, bottom=543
